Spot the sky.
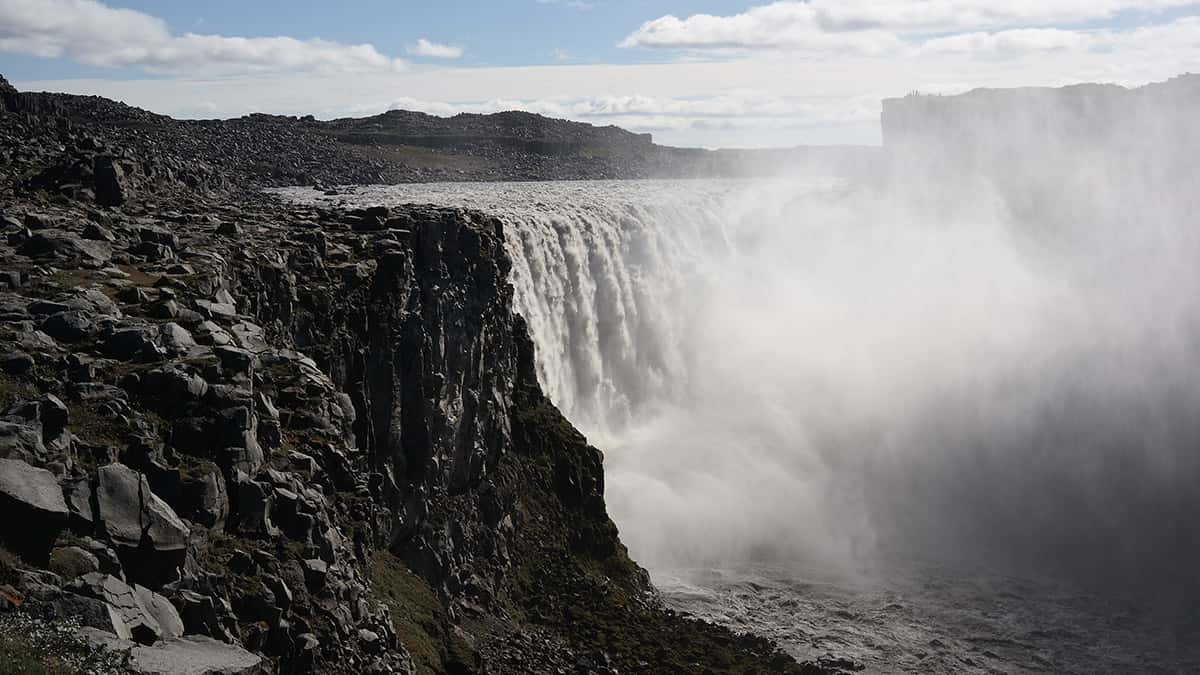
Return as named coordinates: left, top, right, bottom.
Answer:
left=2, top=0, right=1200, bottom=147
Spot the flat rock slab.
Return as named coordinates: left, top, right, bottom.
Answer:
left=80, top=628, right=264, bottom=674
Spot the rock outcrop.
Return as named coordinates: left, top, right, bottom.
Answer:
left=0, top=458, right=68, bottom=563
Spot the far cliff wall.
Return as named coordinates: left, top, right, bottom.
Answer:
left=880, top=74, right=1200, bottom=235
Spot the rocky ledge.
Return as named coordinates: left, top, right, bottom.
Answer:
left=0, top=76, right=851, bottom=673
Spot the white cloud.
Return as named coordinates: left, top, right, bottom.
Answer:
left=620, top=0, right=1200, bottom=52
left=920, top=28, right=1095, bottom=56
left=0, top=0, right=407, bottom=74
left=407, top=38, right=464, bottom=60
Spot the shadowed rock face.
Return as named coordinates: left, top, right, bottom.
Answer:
left=0, top=76, right=821, bottom=674
left=0, top=458, right=68, bottom=563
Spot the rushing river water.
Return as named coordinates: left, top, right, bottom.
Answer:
left=274, top=179, right=1200, bottom=673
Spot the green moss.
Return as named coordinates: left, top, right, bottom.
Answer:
left=69, top=400, right=127, bottom=450
left=0, top=375, right=36, bottom=411
left=48, top=547, right=95, bottom=581
left=370, top=551, right=476, bottom=675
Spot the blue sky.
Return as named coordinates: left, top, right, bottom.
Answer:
left=4, top=1, right=754, bottom=79
left=3, top=1, right=1200, bottom=147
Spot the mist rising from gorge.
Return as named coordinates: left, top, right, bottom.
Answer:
left=283, top=77, right=1200, bottom=606
left=504, top=78, right=1200, bottom=603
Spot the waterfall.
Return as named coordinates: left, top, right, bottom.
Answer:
left=277, top=177, right=1200, bottom=596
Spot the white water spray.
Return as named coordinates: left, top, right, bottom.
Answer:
left=279, top=169, right=1200, bottom=599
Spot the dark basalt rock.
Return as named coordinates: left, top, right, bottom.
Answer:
left=0, top=458, right=69, bottom=563
left=17, top=229, right=112, bottom=264
left=95, top=463, right=191, bottom=588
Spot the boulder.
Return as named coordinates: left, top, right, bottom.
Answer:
left=158, top=322, right=199, bottom=356
left=175, top=590, right=233, bottom=641
left=8, top=393, right=70, bottom=447
left=139, top=226, right=180, bottom=251
left=94, top=156, right=130, bottom=207
left=82, top=222, right=117, bottom=242
left=80, top=630, right=264, bottom=675
left=40, top=310, right=95, bottom=342
left=103, top=326, right=161, bottom=361
left=141, top=366, right=209, bottom=410
left=71, top=572, right=163, bottom=645
left=179, top=466, right=228, bottom=530
left=135, top=584, right=185, bottom=640
left=0, top=351, right=34, bottom=375
left=0, top=419, right=48, bottom=464
left=96, top=463, right=190, bottom=587
left=63, top=476, right=95, bottom=531
left=16, top=229, right=112, bottom=265
left=231, top=470, right=278, bottom=538
left=0, top=458, right=68, bottom=563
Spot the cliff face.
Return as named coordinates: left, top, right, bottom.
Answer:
left=0, top=78, right=812, bottom=673
left=880, top=74, right=1200, bottom=239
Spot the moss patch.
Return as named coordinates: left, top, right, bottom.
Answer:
left=69, top=399, right=127, bottom=450
left=370, top=551, right=476, bottom=675
left=0, top=375, right=36, bottom=411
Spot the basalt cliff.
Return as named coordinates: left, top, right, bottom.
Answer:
left=0, top=75, right=836, bottom=673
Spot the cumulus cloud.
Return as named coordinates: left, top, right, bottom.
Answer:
left=0, top=0, right=407, bottom=74
left=620, top=0, right=1200, bottom=53
left=407, top=38, right=464, bottom=59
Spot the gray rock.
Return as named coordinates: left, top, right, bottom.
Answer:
left=130, top=241, right=176, bottom=262
left=40, top=310, right=95, bottom=341
left=64, top=476, right=95, bottom=530
left=0, top=458, right=69, bottom=562
left=80, top=629, right=264, bottom=675
left=301, top=559, right=328, bottom=590
left=72, top=572, right=163, bottom=645
left=228, top=322, right=268, bottom=352
left=103, top=326, right=160, bottom=361
left=194, top=321, right=234, bottom=346
left=180, top=466, right=228, bottom=530
left=158, top=322, right=198, bottom=356
left=195, top=300, right=238, bottom=321
left=141, top=367, right=209, bottom=409
left=231, top=470, right=278, bottom=537
left=139, top=226, right=180, bottom=251
left=17, top=229, right=112, bottom=264
left=136, top=584, right=185, bottom=640
left=175, top=590, right=233, bottom=641
left=0, top=419, right=48, bottom=464
left=94, top=156, right=130, bottom=207
left=27, top=300, right=72, bottom=316
left=0, top=351, right=34, bottom=374
left=96, top=463, right=190, bottom=587
left=82, top=222, right=117, bottom=242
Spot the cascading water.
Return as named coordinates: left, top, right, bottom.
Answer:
left=276, top=177, right=1200, bottom=673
